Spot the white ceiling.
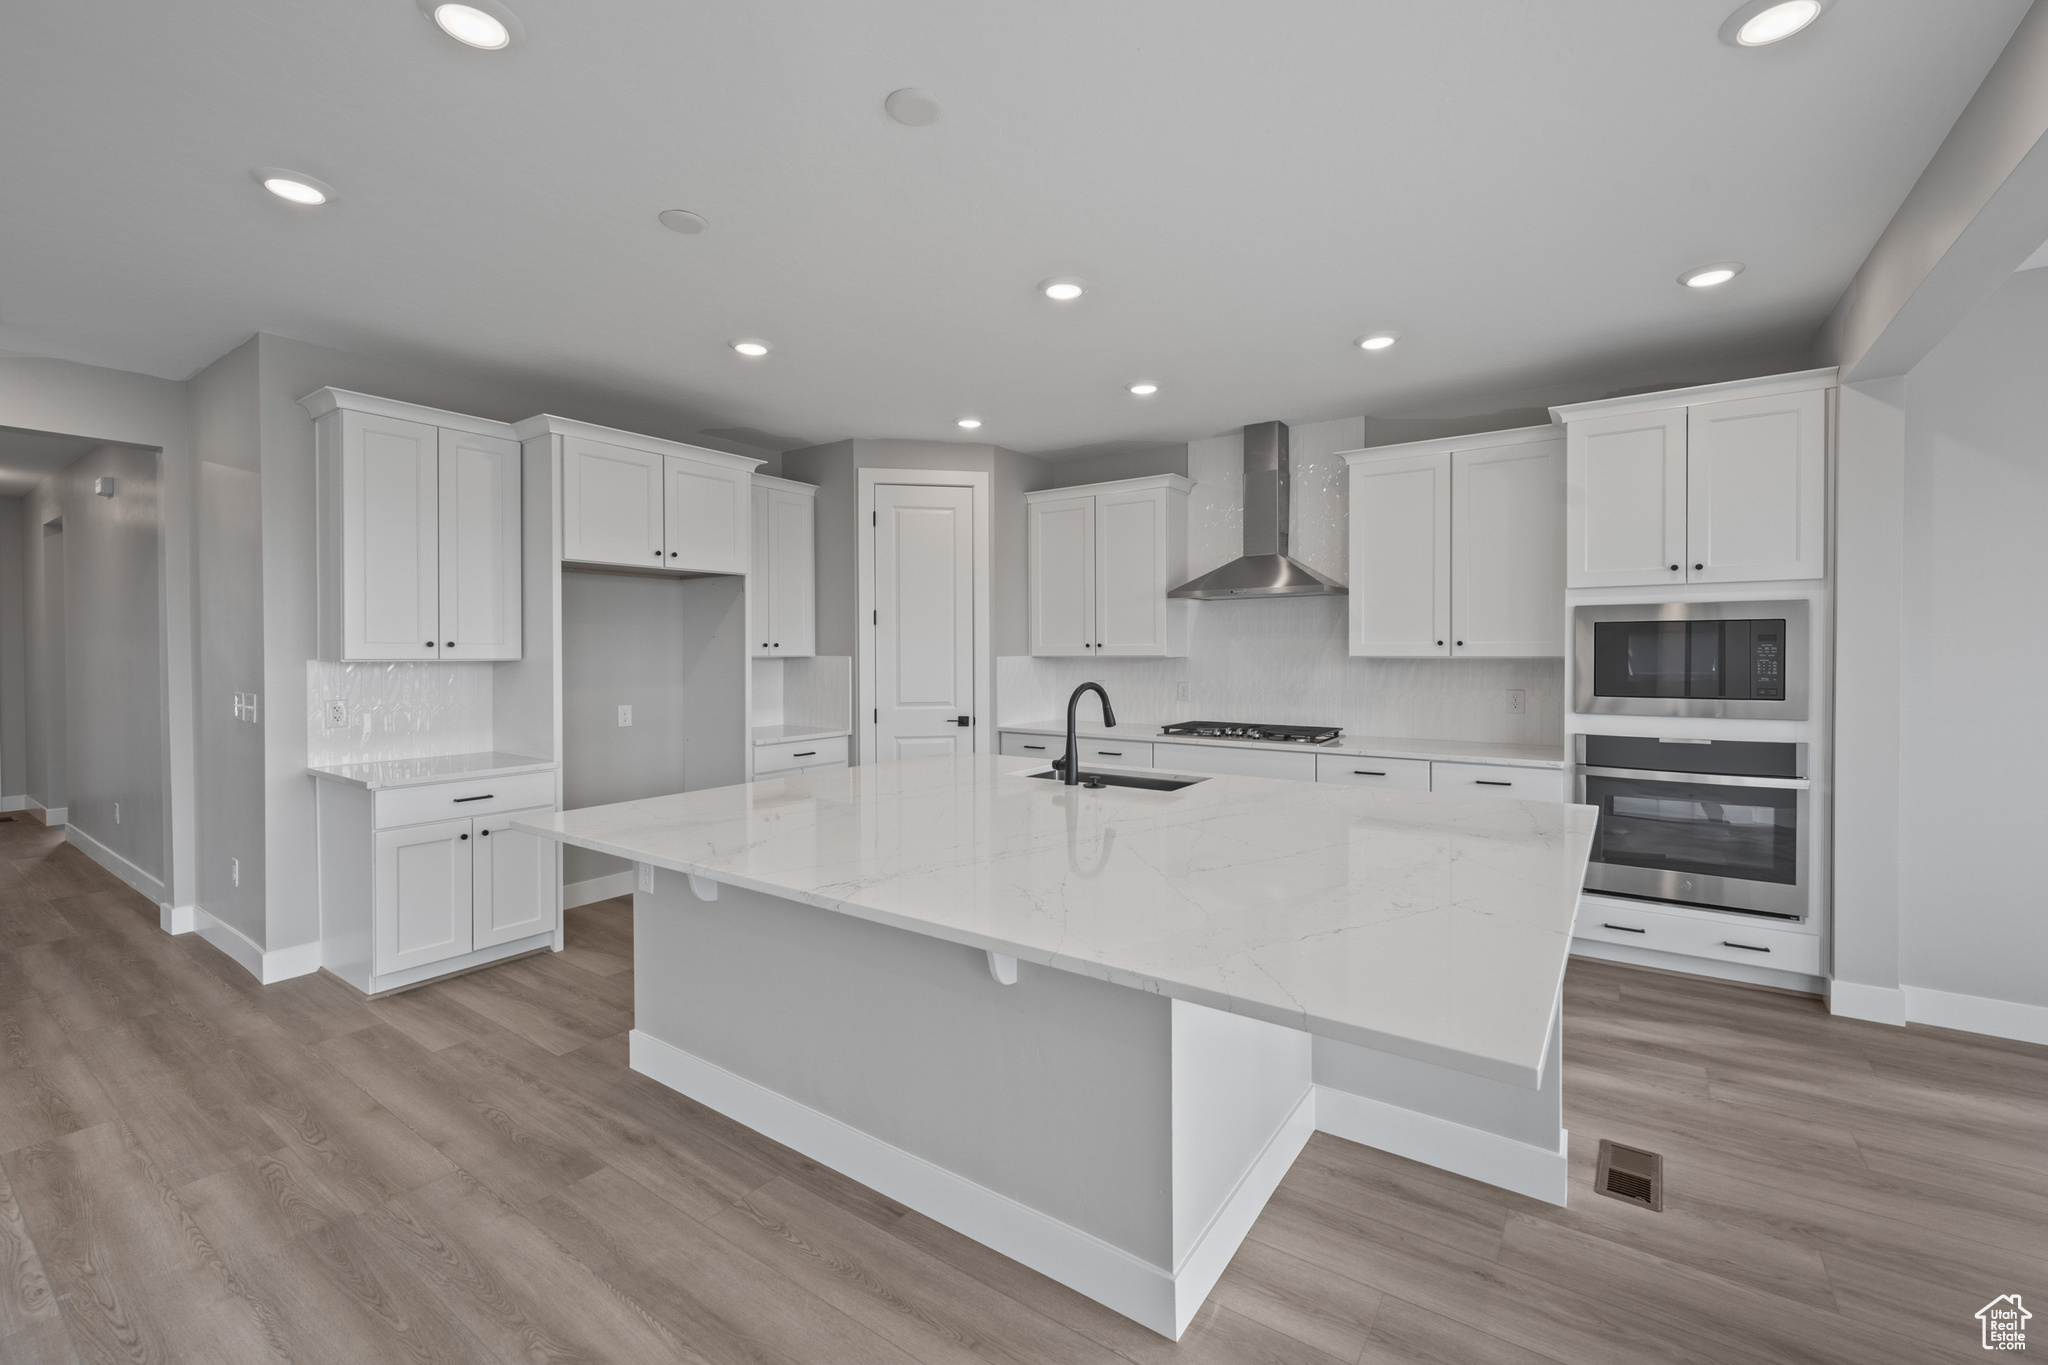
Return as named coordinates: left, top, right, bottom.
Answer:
left=0, top=427, right=102, bottom=497
left=0, top=1, right=2029, bottom=454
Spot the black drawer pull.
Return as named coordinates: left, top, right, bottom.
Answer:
left=1096, top=750, right=1122, bottom=756
left=1023, top=744, right=1046, bottom=750
left=1603, top=923, right=1646, bottom=934
left=453, top=794, right=493, bottom=803
left=793, top=751, right=816, bottom=758
left=1475, top=780, right=1513, bottom=787
left=1353, top=770, right=1387, bottom=777
left=1723, top=941, right=1770, bottom=953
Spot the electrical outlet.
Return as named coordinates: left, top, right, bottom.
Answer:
left=1505, top=689, right=1526, bottom=714
left=1176, top=681, right=1191, bottom=702
left=230, top=857, right=240, bottom=888
left=324, top=699, right=347, bottom=729
left=636, top=862, right=655, bottom=893
left=617, top=704, right=633, bottom=727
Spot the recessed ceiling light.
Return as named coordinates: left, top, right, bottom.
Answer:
left=1040, top=279, right=1085, bottom=302
left=658, top=209, right=708, bottom=235
left=730, top=340, right=770, bottom=357
left=1127, top=382, right=1159, bottom=396
left=1723, top=0, right=1825, bottom=47
left=1356, top=333, right=1398, bottom=351
left=419, top=0, right=521, bottom=48
left=253, top=169, right=335, bottom=205
left=957, top=418, right=983, bottom=429
left=884, top=88, right=941, bottom=127
left=1681, top=263, right=1744, bottom=288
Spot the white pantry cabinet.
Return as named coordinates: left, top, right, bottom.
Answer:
left=1342, top=427, right=1565, bottom=658
left=1555, top=372, right=1830, bottom=589
left=301, top=389, right=523, bottom=662
left=1026, top=475, right=1193, bottom=657
left=534, top=418, right=761, bottom=574
left=751, top=476, right=817, bottom=657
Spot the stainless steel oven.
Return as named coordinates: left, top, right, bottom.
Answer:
left=1574, top=600, right=1808, bottom=720
left=1576, top=735, right=1810, bottom=920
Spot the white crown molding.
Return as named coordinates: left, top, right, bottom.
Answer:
left=295, top=387, right=520, bottom=439
left=512, top=414, right=764, bottom=471
left=1023, top=473, right=1195, bottom=503
left=1339, top=423, right=1561, bottom=466
left=1548, top=367, right=1840, bottom=424
left=752, top=472, right=818, bottom=495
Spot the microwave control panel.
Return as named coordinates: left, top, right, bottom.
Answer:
left=1751, top=628, right=1785, bottom=700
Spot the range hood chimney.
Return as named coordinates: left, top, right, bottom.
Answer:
left=1168, top=421, right=1346, bottom=599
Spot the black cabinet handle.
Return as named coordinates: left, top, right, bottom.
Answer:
left=1455, top=640, right=1463, bottom=646
left=1603, top=923, right=1646, bottom=934
left=654, top=550, right=662, bottom=557
left=445, top=641, right=454, bottom=647
left=479, top=829, right=490, bottom=837
left=1354, top=770, right=1386, bottom=777
left=1669, top=564, right=1680, bottom=571
left=1723, top=941, right=1770, bottom=953
left=1096, top=750, right=1122, bottom=757
left=1476, top=780, right=1513, bottom=787
left=425, top=641, right=434, bottom=647
left=454, top=794, right=493, bottom=803
left=1694, top=563, right=1703, bottom=571
left=1023, top=744, right=1046, bottom=750
left=459, top=832, right=468, bottom=840
left=793, top=751, right=816, bottom=758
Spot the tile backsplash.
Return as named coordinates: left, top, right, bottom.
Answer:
left=306, top=660, right=497, bottom=767
left=997, top=595, right=1564, bottom=748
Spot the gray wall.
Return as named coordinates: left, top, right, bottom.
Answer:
left=559, top=570, right=745, bottom=885
left=0, top=497, right=24, bottom=801
left=1893, top=266, right=2048, bottom=1010
left=23, top=511, right=64, bottom=815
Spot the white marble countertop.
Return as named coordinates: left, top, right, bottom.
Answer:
left=751, top=724, right=853, bottom=746
left=308, top=751, right=555, bottom=789
left=519, top=754, right=1595, bottom=1086
left=1000, top=719, right=1568, bottom=770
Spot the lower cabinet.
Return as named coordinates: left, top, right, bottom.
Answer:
left=1154, top=742, right=1316, bottom=782
left=1429, top=762, right=1565, bottom=802
left=755, top=735, right=850, bottom=777
left=1314, top=754, right=1431, bottom=791
left=319, top=778, right=559, bottom=994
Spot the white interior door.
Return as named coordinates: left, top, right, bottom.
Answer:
left=1347, top=451, right=1450, bottom=656
left=373, top=817, right=473, bottom=974
left=437, top=428, right=522, bottom=660
left=562, top=437, right=665, bottom=568
left=1451, top=437, right=1565, bottom=656
left=472, top=808, right=556, bottom=950
left=873, top=483, right=976, bottom=763
left=344, top=410, right=440, bottom=660
left=1686, top=388, right=1826, bottom=583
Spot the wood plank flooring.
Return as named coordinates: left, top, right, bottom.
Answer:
left=0, top=813, right=2041, bottom=1363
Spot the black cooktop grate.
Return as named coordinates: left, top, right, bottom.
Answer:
left=1158, top=721, right=1342, bottom=745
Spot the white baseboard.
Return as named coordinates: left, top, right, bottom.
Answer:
left=1170, top=1088, right=1315, bottom=1336
left=564, top=870, right=633, bottom=910
left=0, top=794, right=25, bottom=812
left=159, top=903, right=198, bottom=935
left=1828, top=979, right=1907, bottom=1026
left=1571, top=937, right=1825, bottom=996
left=1905, top=985, right=2048, bottom=1047
left=194, top=909, right=321, bottom=985
left=65, top=825, right=167, bottom=904
left=631, top=1029, right=1201, bottom=1339
left=26, top=799, right=67, bottom=827
left=1313, top=1085, right=1569, bottom=1207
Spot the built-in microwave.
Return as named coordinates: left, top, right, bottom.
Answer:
left=1573, top=600, right=1808, bottom=720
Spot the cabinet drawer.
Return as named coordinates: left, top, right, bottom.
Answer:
left=1155, top=742, right=1316, bottom=782
left=1075, top=740, right=1150, bottom=768
left=756, top=735, right=848, bottom=774
left=373, top=770, right=557, bottom=830
left=1316, top=754, right=1432, bottom=790
left=1576, top=901, right=1821, bottom=975
left=1430, top=762, right=1564, bottom=802
left=1000, top=732, right=1059, bottom=759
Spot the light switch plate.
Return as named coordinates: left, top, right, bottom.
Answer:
left=617, top=704, right=633, bottom=727
left=636, top=862, right=654, bottom=893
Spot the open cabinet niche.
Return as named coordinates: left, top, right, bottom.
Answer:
left=558, top=567, right=746, bottom=891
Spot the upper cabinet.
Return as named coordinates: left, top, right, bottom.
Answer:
left=1554, top=372, right=1830, bottom=589
left=302, top=389, right=522, bottom=663
left=1026, top=475, right=1192, bottom=657
left=528, top=419, right=760, bottom=574
left=751, top=476, right=817, bottom=658
left=1342, top=427, right=1565, bottom=658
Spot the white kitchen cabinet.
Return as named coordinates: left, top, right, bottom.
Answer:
left=314, top=765, right=561, bottom=995
left=303, top=389, right=523, bottom=662
left=1027, top=477, right=1191, bottom=657
left=1314, top=754, right=1432, bottom=791
left=751, top=476, right=817, bottom=657
left=562, top=436, right=665, bottom=568
left=664, top=452, right=749, bottom=574
left=755, top=734, right=849, bottom=774
left=1000, top=732, right=1061, bottom=760
left=538, top=419, right=761, bottom=575
left=1343, top=427, right=1564, bottom=658
left=1430, top=762, right=1565, bottom=803
left=1556, top=373, right=1831, bottom=589
left=1154, top=742, right=1314, bottom=782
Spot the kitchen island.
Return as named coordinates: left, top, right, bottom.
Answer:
left=517, top=753, right=1596, bottom=1338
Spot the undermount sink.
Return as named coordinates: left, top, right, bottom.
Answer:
left=1025, top=767, right=1207, bottom=792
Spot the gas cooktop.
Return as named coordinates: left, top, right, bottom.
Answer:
left=1158, top=721, right=1342, bottom=745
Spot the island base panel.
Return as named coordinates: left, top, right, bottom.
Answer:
left=629, top=873, right=1311, bottom=1338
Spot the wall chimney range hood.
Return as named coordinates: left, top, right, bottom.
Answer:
left=1168, top=421, right=1346, bottom=599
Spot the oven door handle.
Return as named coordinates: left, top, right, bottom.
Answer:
left=1578, top=765, right=1809, bottom=790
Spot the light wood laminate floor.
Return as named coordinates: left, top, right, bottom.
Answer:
left=1, top=816, right=2042, bottom=1364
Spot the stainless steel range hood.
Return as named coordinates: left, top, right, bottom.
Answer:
left=1168, top=420, right=1346, bottom=599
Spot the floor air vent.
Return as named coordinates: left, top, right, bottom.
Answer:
left=1595, top=1140, right=1664, bottom=1211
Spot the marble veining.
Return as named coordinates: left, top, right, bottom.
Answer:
left=308, top=750, right=554, bottom=789
left=519, top=754, right=1596, bottom=1086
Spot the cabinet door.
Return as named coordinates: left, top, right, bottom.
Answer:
left=664, top=454, right=748, bottom=574
left=342, top=410, right=441, bottom=660
left=562, top=437, right=664, bottom=568
left=373, top=818, right=473, bottom=974
left=767, top=487, right=816, bottom=655
left=437, top=428, right=523, bottom=660
left=1686, top=389, right=1826, bottom=584
left=1027, top=495, right=1096, bottom=656
left=1095, top=487, right=1172, bottom=656
left=750, top=484, right=774, bottom=657
left=1452, top=437, right=1565, bottom=656
left=1566, top=408, right=1688, bottom=589
left=472, top=808, right=557, bottom=950
left=1348, top=451, right=1450, bottom=656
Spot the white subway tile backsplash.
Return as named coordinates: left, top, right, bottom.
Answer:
left=305, top=661, right=496, bottom=767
